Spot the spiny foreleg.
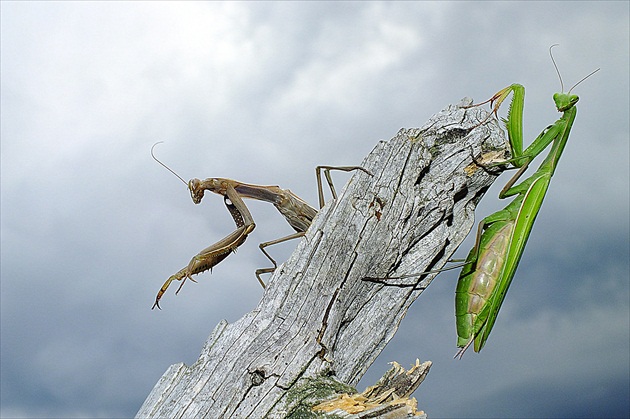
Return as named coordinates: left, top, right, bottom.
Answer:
left=152, top=185, right=255, bottom=309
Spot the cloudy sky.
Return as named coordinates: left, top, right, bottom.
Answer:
left=1, top=2, right=628, bottom=418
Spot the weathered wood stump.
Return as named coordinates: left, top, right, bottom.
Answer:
left=137, top=98, right=507, bottom=418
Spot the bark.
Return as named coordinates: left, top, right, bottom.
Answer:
left=136, top=98, right=507, bottom=418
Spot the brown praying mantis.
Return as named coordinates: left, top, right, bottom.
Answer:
left=151, top=142, right=370, bottom=309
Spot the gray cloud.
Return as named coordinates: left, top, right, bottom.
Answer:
left=1, top=1, right=628, bottom=417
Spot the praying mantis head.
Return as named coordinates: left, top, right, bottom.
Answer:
left=553, top=92, right=579, bottom=113
left=187, top=179, right=205, bottom=204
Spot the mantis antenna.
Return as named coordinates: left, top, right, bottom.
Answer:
left=151, top=141, right=187, bottom=186
left=568, top=67, right=600, bottom=94
left=549, top=44, right=564, bottom=92
left=550, top=44, right=600, bottom=93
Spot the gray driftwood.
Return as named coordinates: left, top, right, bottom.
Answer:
left=136, top=98, right=507, bottom=418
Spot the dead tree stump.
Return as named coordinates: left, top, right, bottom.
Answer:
left=137, top=98, right=507, bottom=418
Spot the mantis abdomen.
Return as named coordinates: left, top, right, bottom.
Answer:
left=455, top=220, right=514, bottom=352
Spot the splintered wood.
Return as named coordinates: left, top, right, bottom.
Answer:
left=312, top=360, right=431, bottom=418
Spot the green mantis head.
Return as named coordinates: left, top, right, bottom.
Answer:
left=553, top=92, right=579, bottom=112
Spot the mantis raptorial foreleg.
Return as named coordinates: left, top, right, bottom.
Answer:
left=151, top=143, right=371, bottom=309
left=151, top=182, right=256, bottom=309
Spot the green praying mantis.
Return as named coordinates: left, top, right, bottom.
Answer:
left=451, top=47, right=598, bottom=357
left=363, top=46, right=597, bottom=358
